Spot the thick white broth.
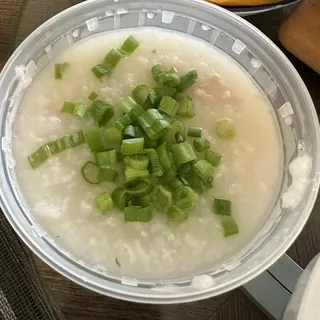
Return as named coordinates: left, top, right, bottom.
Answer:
left=13, top=29, right=281, bottom=278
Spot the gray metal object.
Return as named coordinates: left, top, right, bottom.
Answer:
left=244, top=255, right=303, bottom=319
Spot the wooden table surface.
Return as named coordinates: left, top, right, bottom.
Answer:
left=1, top=1, right=320, bottom=319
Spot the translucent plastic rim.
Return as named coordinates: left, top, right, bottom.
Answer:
left=0, top=0, right=319, bottom=303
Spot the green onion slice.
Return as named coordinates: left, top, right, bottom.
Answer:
left=27, top=130, right=85, bottom=169
left=171, top=141, right=197, bottom=166
left=156, top=142, right=172, bottom=171
left=94, top=149, right=118, bottom=166
left=124, top=205, right=152, bottom=222
left=96, top=192, right=113, bottom=213
left=91, top=64, right=111, bottom=79
left=193, top=159, right=214, bottom=179
left=214, top=198, right=231, bottom=216
left=55, top=62, right=69, bottom=79
left=145, top=148, right=163, bottom=177
left=81, top=161, right=101, bottom=184
left=90, top=100, right=114, bottom=127
left=176, top=70, right=197, bottom=92
left=175, top=93, right=195, bottom=118
left=149, top=87, right=176, bottom=106
left=193, top=137, right=210, bottom=152
left=216, top=119, right=236, bottom=139
left=124, top=155, right=149, bottom=169
left=121, top=137, right=144, bottom=155
left=152, top=185, right=173, bottom=213
left=132, top=85, right=150, bottom=105
left=158, top=96, right=180, bottom=117
left=167, top=206, right=188, bottom=222
left=174, top=186, right=198, bottom=210
left=61, top=102, right=87, bottom=118
left=187, top=127, right=202, bottom=138
left=121, top=35, right=139, bottom=54
left=125, top=178, right=153, bottom=198
left=175, top=132, right=185, bottom=144
left=125, top=165, right=149, bottom=182
left=166, top=120, right=186, bottom=144
left=205, top=150, right=222, bottom=167
left=85, top=127, right=105, bottom=152
left=104, top=126, right=123, bottom=144
left=221, top=216, right=239, bottom=237
left=88, top=92, right=98, bottom=101
left=111, top=188, right=129, bottom=210
left=123, top=125, right=136, bottom=139
left=118, top=96, right=140, bottom=114
left=98, top=167, right=118, bottom=182
left=104, top=48, right=124, bottom=70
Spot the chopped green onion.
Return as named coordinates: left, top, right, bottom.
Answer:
left=158, top=96, right=180, bottom=117
left=193, top=138, right=210, bottom=152
left=126, top=178, right=153, bottom=198
left=125, top=165, right=149, bottom=182
left=145, top=148, right=163, bottom=177
left=104, top=48, right=124, bottom=70
left=111, top=188, right=129, bottom=210
left=88, top=92, right=98, bottom=101
left=152, top=185, right=173, bottom=213
left=193, top=159, right=213, bottom=179
left=176, top=70, right=197, bottom=92
left=174, top=93, right=195, bottom=118
left=124, top=205, right=152, bottom=222
left=90, top=100, right=114, bottom=127
left=85, top=127, right=105, bottom=152
left=96, top=192, right=113, bottom=213
left=98, top=167, right=118, bottom=182
left=28, top=131, right=85, bottom=169
left=184, top=175, right=208, bottom=194
left=55, top=62, right=69, bottom=79
left=156, top=142, right=171, bottom=171
left=114, top=113, right=135, bottom=131
left=160, top=167, right=176, bottom=185
left=205, top=150, right=222, bottom=167
left=152, top=64, right=168, bottom=82
left=171, top=141, right=197, bottom=166
left=94, top=149, right=117, bottom=166
left=174, top=186, right=198, bottom=210
left=216, top=119, right=236, bottom=139
left=187, top=127, right=202, bottom=138
left=121, top=35, right=139, bottom=54
left=166, top=120, right=186, bottom=143
left=123, top=125, right=136, bottom=139
left=169, top=176, right=184, bottom=189
left=61, top=102, right=87, bottom=118
left=167, top=206, right=188, bottom=222
left=159, top=72, right=181, bottom=88
left=149, top=87, right=176, bottom=106
left=175, top=132, right=185, bottom=143
left=132, top=85, right=150, bottom=105
left=104, top=126, right=122, bottom=144
left=118, top=96, right=140, bottom=114
left=214, top=198, right=231, bottom=216
left=81, top=161, right=100, bottom=184
left=124, top=155, right=149, bottom=169
left=121, top=137, right=144, bottom=155
left=221, top=216, right=239, bottom=237
left=91, top=64, right=111, bottom=78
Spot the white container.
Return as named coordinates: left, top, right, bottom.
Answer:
left=0, top=0, right=319, bottom=303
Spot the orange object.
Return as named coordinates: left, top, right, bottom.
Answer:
left=206, top=0, right=281, bottom=6
left=279, top=0, right=320, bottom=74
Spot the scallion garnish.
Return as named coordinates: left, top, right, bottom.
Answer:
left=111, top=188, right=129, bottom=210
left=158, top=96, right=180, bottom=117
left=176, top=70, right=197, bottom=92
left=94, top=149, right=118, bottom=166
left=121, top=137, right=144, bottom=155
left=152, top=185, right=172, bottom=213
left=85, top=127, right=105, bottom=152
left=96, top=192, right=113, bottom=213
left=216, top=119, right=236, bottom=139
left=125, top=178, right=153, bottom=198
left=90, top=100, right=114, bottom=127
left=120, top=35, right=139, bottom=54
left=125, top=166, right=149, bottom=182
left=91, top=64, right=110, bottom=79
left=61, top=102, right=87, bottom=118
left=124, top=155, right=149, bottom=170
left=123, top=125, right=136, bottom=139
left=175, top=132, right=185, bottom=144
left=132, top=85, right=150, bottom=105
left=187, top=127, right=202, bottom=138
left=88, top=92, right=98, bottom=101
left=104, top=48, right=124, bottom=70
left=145, top=148, right=163, bottom=177
left=205, top=150, right=222, bottom=167
left=118, top=96, right=140, bottom=114
left=98, top=167, right=118, bottom=182
left=175, top=93, right=195, bottom=118
left=104, top=126, right=122, bottom=144
left=167, top=206, right=188, bottom=222
left=55, top=62, right=69, bottom=79
left=171, top=141, right=197, bottom=166
left=124, top=205, right=152, bottom=222
left=81, top=161, right=101, bottom=184
left=193, top=138, right=210, bottom=152
left=156, top=142, right=171, bottom=171
left=174, top=186, right=198, bottom=210
left=149, top=87, right=176, bottom=106
left=28, top=130, right=85, bottom=169
left=214, top=198, right=231, bottom=216
left=221, top=216, right=239, bottom=237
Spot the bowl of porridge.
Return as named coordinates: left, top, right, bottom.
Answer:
left=0, top=0, right=319, bottom=303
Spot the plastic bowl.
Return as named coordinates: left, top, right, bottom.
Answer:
left=0, top=0, right=319, bottom=303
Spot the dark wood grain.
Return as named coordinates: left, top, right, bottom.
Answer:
left=1, top=1, right=320, bottom=320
